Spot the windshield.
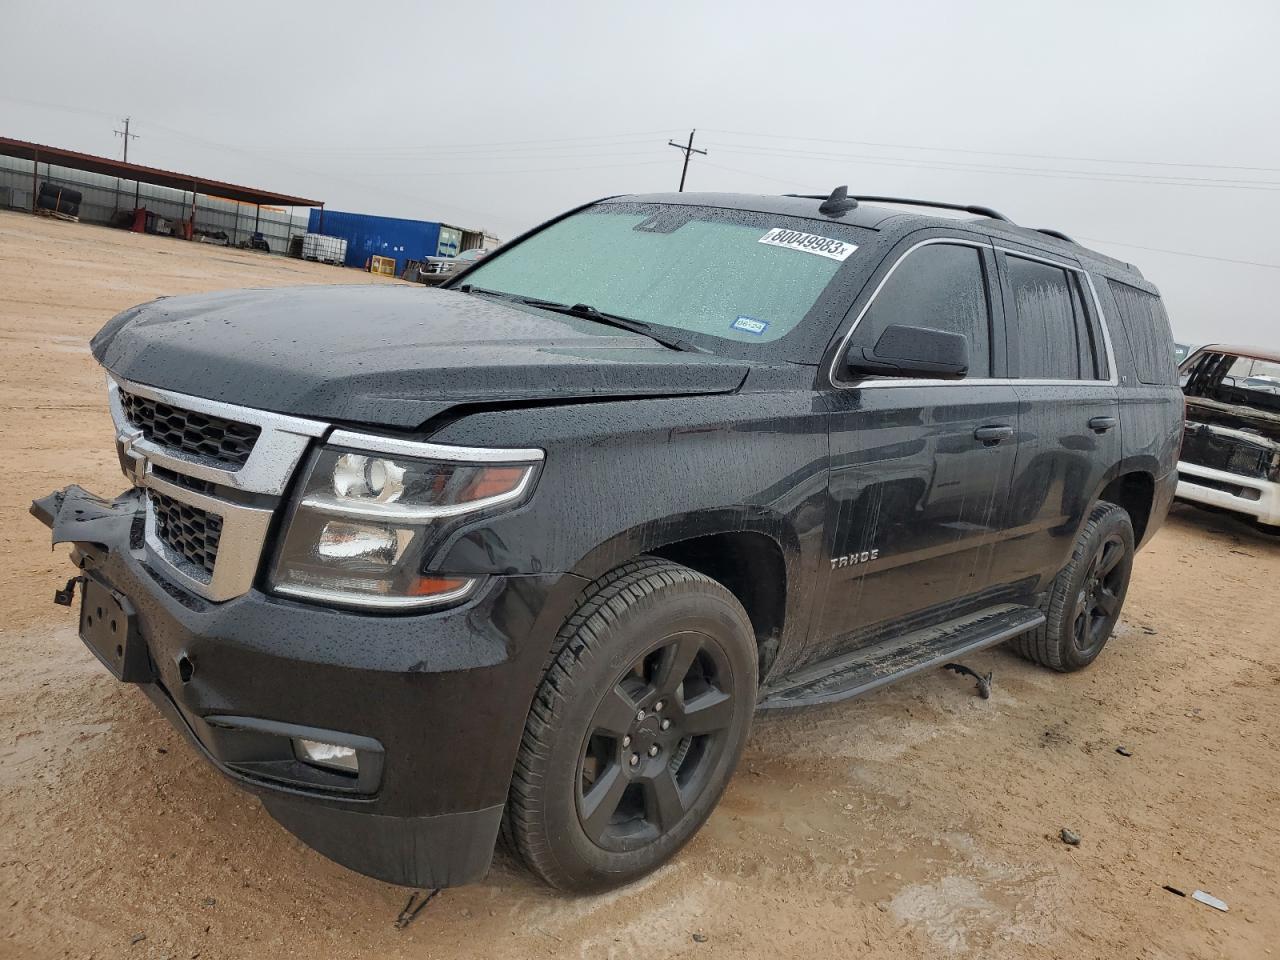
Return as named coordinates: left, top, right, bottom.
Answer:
left=455, top=202, right=868, bottom=345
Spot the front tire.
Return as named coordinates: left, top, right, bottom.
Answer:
left=505, top=558, right=757, bottom=892
left=1015, top=501, right=1135, bottom=672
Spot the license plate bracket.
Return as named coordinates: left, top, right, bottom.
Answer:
left=79, top=576, right=152, bottom=682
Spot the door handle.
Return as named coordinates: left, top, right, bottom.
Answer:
left=974, top=425, right=1015, bottom=445
left=1088, top=416, right=1118, bottom=433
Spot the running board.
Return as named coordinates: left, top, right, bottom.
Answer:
left=758, top=604, right=1044, bottom=710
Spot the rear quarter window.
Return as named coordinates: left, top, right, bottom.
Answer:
left=1109, top=281, right=1177, bottom=385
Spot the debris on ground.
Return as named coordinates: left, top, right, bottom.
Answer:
left=394, top=889, right=440, bottom=930
left=1163, top=885, right=1187, bottom=897
left=1116, top=746, right=1133, bottom=757
left=942, top=662, right=992, bottom=699
left=692, top=932, right=709, bottom=943
left=1192, top=890, right=1229, bottom=912
left=1060, top=828, right=1081, bottom=846
left=129, top=933, right=146, bottom=945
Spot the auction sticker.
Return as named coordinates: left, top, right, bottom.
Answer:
left=758, top=227, right=857, bottom=261
left=732, top=315, right=769, bottom=335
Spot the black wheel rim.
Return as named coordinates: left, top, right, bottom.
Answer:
left=575, top=630, right=736, bottom=853
left=1071, top=533, right=1129, bottom=657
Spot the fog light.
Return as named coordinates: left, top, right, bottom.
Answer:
left=293, top=737, right=359, bottom=774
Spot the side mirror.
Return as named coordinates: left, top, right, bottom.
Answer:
left=846, top=324, right=969, bottom=380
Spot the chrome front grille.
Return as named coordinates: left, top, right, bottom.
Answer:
left=107, top=375, right=329, bottom=602
left=148, top=489, right=223, bottom=578
left=120, top=388, right=260, bottom=467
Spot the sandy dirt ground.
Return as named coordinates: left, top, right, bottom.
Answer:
left=1, top=210, right=1277, bottom=959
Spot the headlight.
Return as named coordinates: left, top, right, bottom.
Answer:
left=270, top=430, right=542, bottom=610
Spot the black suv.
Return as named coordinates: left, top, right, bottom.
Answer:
left=34, top=189, right=1182, bottom=893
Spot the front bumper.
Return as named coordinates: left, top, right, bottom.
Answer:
left=1175, top=460, right=1280, bottom=526
left=33, top=485, right=580, bottom=888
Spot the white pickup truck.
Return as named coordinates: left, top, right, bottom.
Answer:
left=1178, top=345, right=1280, bottom=530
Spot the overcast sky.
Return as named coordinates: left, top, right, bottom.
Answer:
left=2, top=0, right=1277, bottom=345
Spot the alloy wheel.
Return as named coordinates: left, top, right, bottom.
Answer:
left=1072, top=532, right=1129, bottom=656
left=575, top=631, right=736, bottom=852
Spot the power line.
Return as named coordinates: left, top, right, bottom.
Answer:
left=136, top=119, right=506, bottom=226
left=1075, top=236, right=1280, bottom=270
left=362, top=158, right=672, bottom=177
left=321, top=148, right=672, bottom=166
left=667, top=130, right=707, bottom=192
left=276, top=135, right=679, bottom=160
left=705, top=143, right=1280, bottom=192
left=113, top=116, right=138, bottom=163
left=702, top=127, right=1280, bottom=175
left=700, top=161, right=1280, bottom=270
left=290, top=128, right=680, bottom=153
left=700, top=159, right=804, bottom=189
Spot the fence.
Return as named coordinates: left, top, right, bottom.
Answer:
left=0, top=155, right=310, bottom=252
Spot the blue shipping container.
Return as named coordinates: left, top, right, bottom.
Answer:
left=306, top=209, right=445, bottom=274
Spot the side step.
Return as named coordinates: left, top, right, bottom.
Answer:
left=758, top=604, right=1044, bottom=710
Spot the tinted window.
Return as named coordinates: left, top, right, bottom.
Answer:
left=1109, top=281, right=1177, bottom=385
left=1007, top=256, right=1101, bottom=380
left=850, top=243, right=991, bottom=377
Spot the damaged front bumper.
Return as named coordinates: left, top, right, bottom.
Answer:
left=1177, top=420, right=1280, bottom=526
left=31, top=485, right=563, bottom=888
left=1176, top=461, right=1280, bottom=526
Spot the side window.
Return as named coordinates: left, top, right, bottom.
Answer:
left=1108, top=280, right=1177, bottom=385
left=851, top=243, right=992, bottom=377
left=1006, top=256, right=1102, bottom=380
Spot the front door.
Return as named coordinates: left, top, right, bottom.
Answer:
left=809, top=237, right=1021, bottom=667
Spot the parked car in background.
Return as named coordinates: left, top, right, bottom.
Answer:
left=419, top=246, right=487, bottom=285
left=1174, top=341, right=1198, bottom=366
left=1178, top=345, right=1280, bottom=531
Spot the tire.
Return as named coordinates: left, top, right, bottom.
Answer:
left=1014, top=501, right=1135, bottom=672
left=505, top=557, right=757, bottom=892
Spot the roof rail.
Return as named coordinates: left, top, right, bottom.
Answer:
left=1035, top=228, right=1076, bottom=244
left=784, top=191, right=1012, bottom=223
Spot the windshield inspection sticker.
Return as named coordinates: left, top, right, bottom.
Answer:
left=759, top=227, right=857, bottom=261
left=732, top=316, right=770, bottom=336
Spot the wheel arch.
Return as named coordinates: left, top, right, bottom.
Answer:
left=569, top=508, right=799, bottom=683
left=1096, top=468, right=1157, bottom=545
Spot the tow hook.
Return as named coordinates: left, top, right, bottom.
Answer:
left=53, top=575, right=85, bottom=607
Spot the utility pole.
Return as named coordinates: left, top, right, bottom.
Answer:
left=114, top=117, right=139, bottom=163
left=667, top=129, right=707, bottom=192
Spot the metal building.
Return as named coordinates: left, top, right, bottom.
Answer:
left=307, top=210, right=464, bottom=273
left=0, top=136, right=321, bottom=252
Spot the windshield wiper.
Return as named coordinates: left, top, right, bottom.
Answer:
left=458, top=286, right=703, bottom=353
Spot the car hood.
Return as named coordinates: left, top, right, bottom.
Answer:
left=91, top=285, right=750, bottom=428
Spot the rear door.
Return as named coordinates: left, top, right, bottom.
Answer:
left=993, top=243, right=1121, bottom=590
left=810, top=235, right=1022, bottom=667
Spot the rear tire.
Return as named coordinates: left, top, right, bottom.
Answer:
left=1014, top=501, right=1134, bottom=672
left=505, top=558, right=757, bottom=892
